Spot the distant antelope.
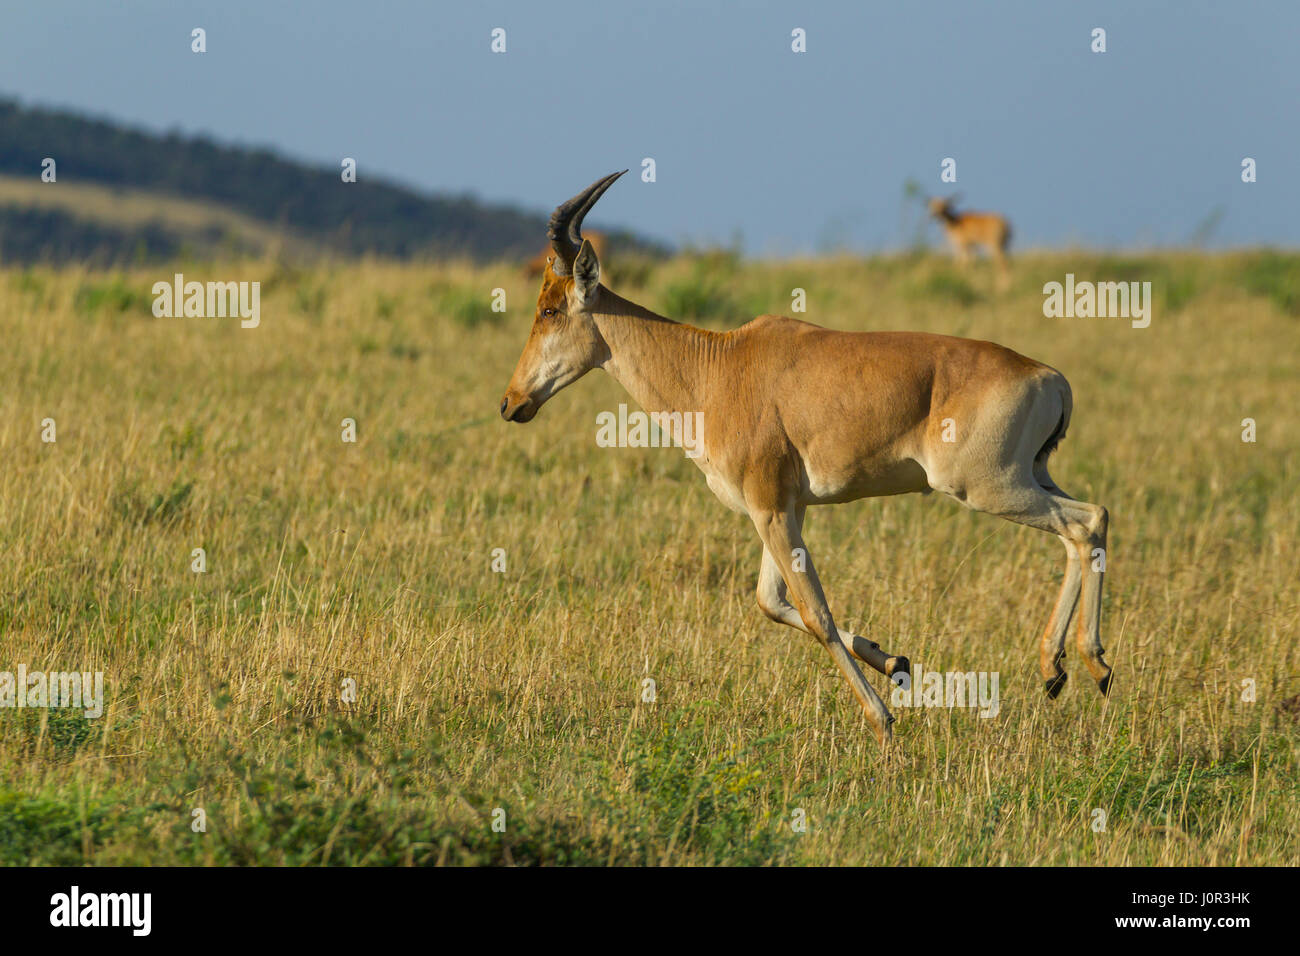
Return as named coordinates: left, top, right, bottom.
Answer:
left=525, top=230, right=607, bottom=278
left=501, top=172, right=1110, bottom=746
left=928, top=195, right=1012, bottom=289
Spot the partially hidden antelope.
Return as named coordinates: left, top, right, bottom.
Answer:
left=928, top=195, right=1012, bottom=289
left=501, top=172, right=1110, bottom=746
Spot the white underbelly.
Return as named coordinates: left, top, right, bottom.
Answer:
left=804, top=458, right=929, bottom=503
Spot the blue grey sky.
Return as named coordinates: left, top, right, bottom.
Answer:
left=2, top=1, right=1295, bottom=253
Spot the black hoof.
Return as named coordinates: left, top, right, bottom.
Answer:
left=1045, top=672, right=1068, bottom=699
left=887, top=655, right=911, bottom=679
left=1097, top=672, right=1113, bottom=697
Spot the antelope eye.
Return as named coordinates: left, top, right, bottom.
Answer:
left=542, top=308, right=556, bottom=317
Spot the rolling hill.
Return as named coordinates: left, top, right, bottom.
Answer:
left=0, top=97, right=663, bottom=265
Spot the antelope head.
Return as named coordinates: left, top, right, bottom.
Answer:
left=928, top=195, right=961, bottom=220
left=500, top=170, right=626, bottom=423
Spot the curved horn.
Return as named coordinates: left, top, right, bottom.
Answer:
left=549, top=170, right=627, bottom=276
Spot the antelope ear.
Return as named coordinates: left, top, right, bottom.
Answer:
left=573, top=238, right=600, bottom=304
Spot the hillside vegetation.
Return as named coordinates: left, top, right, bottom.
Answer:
left=0, top=98, right=662, bottom=265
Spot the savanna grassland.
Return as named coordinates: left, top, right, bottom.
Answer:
left=0, top=250, right=1296, bottom=865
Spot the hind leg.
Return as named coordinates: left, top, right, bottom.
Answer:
left=991, top=243, right=1011, bottom=292
left=962, top=474, right=1110, bottom=696
left=1034, top=465, right=1110, bottom=693
left=993, top=248, right=1013, bottom=290
left=1068, top=500, right=1110, bottom=692
left=1033, top=463, right=1079, bottom=696
left=1039, top=536, right=1080, bottom=697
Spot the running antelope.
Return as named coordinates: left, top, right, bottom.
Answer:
left=928, top=195, right=1012, bottom=289
left=501, top=172, right=1110, bottom=746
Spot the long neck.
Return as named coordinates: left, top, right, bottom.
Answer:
left=590, top=286, right=721, bottom=415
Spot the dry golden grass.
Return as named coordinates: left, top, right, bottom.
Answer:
left=0, top=251, right=1295, bottom=865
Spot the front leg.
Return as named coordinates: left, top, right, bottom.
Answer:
left=750, top=508, right=894, bottom=745
left=949, top=234, right=971, bottom=267
left=757, top=546, right=910, bottom=679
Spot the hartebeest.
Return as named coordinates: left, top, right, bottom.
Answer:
left=501, top=172, right=1110, bottom=745
left=928, top=195, right=1012, bottom=289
